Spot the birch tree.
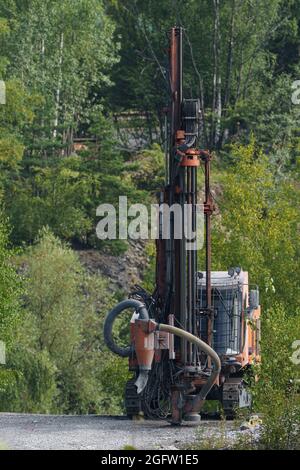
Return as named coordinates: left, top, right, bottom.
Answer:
left=107, top=0, right=282, bottom=149
left=1, top=0, right=119, bottom=158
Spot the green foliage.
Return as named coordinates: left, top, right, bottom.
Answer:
left=0, top=215, right=22, bottom=397
left=141, top=241, right=156, bottom=293
left=2, top=112, right=148, bottom=249
left=189, top=304, right=300, bottom=451
left=0, top=135, right=23, bottom=168
left=198, top=141, right=300, bottom=448
left=0, top=215, right=21, bottom=347
left=0, top=79, right=37, bottom=133
left=0, top=229, right=129, bottom=414
left=1, top=348, right=57, bottom=413
left=0, top=0, right=299, bottom=434
left=211, top=139, right=300, bottom=312
left=0, top=0, right=119, bottom=157
left=107, top=0, right=291, bottom=149
left=0, top=78, right=38, bottom=184
left=98, top=355, right=131, bottom=414
left=7, top=160, right=93, bottom=244
left=130, top=144, right=165, bottom=192
left=251, top=303, right=300, bottom=449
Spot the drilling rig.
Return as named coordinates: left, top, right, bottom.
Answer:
left=104, top=27, right=261, bottom=424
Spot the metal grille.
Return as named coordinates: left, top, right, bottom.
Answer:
left=197, top=272, right=245, bottom=355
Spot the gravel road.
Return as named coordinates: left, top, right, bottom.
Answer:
left=0, top=413, right=235, bottom=450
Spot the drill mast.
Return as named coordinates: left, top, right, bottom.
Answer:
left=103, top=26, right=260, bottom=424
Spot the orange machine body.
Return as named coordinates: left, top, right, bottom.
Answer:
left=197, top=270, right=261, bottom=372
left=132, top=320, right=156, bottom=371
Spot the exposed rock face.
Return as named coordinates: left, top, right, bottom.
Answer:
left=77, top=239, right=149, bottom=293
left=76, top=183, right=221, bottom=294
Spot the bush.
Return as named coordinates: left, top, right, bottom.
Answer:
left=0, top=214, right=22, bottom=402
left=211, top=139, right=300, bottom=313
left=0, top=228, right=129, bottom=414
left=0, top=348, right=57, bottom=413
left=252, top=303, right=300, bottom=449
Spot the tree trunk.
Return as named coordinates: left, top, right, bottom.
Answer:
left=53, top=32, right=64, bottom=142
left=41, top=36, right=47, bottom=161
left=221, top=0, right=236, bottom=145
left=235, top=51, right=244, bottom=107
left=223, top=0, right=236, bottom=110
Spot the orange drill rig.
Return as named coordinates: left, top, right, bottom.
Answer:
left=104, top=27, right=261, bottom=424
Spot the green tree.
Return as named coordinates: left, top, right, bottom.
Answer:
left=210, top=139, right=300, bottom=313
left=106, top=0, right=283, bottom=149
left=0, top=215, right=22, bottom=396
left=1, top=0, right=119, bottom=158
left=6, top=157, right=93, bottom=245
left=0, top=229, right=129, bottom=414
left=0, top=216, right=21, bottom=347
left=252, top=303, right=300, bottom=449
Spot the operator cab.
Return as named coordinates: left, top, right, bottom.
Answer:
left=197, top=269, right=260, bottom=369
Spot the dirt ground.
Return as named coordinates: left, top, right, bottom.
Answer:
left=0, top=413, right=238, bottom=450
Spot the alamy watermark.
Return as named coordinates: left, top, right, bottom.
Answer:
left=0, top=80, right=6, bottom=105
left=290, top=340, right=300, bottom=366
left=96, top=196, right=205, bottom=251
left=0, top=341, right=6, bottom=365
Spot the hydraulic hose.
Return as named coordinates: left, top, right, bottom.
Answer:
left=157, top=323, right=221, bottom=403
left=104, top=303, right=221, bottom=408
left=103, top=299, right=149, bottom=358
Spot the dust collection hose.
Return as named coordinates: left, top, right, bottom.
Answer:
left=157, top=323, right=221, bottom=402
left=103, top=299, right=149, bottom=358
left=104, top=301, right=221, bottom=405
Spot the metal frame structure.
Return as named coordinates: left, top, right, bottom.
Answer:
left=104, top=27, right=261, bottom=425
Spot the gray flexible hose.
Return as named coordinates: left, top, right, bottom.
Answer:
left=103, top=299, right=149, bottom=358
left=158, top=323, right=221, bottom=402
left=104, top=304, right=221, bottom=406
